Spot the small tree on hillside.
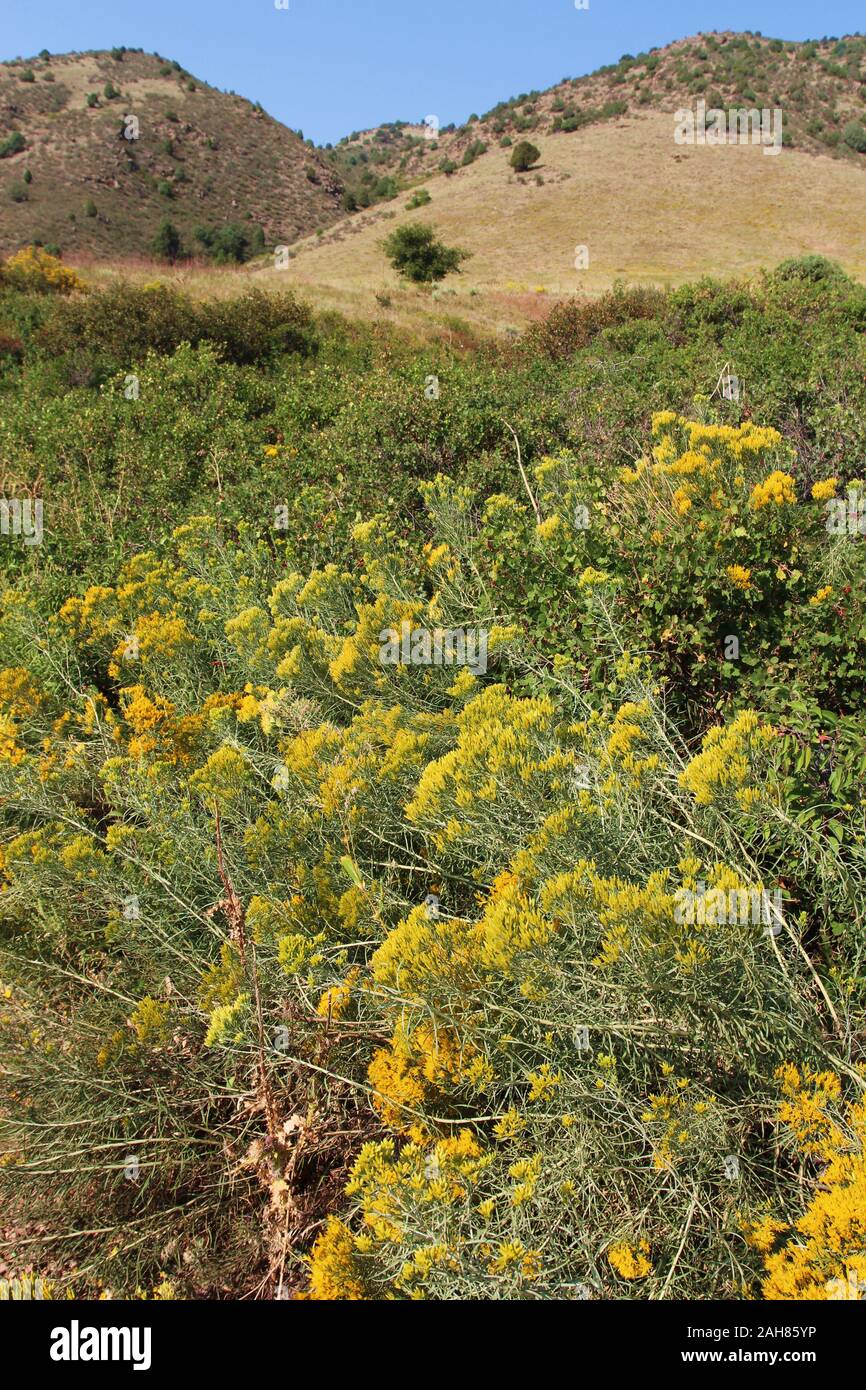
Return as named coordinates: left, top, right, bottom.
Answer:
left=510, top=140, right=540, bottom=172
left=0, top=130, right=26, bottom=158
left=383, top=222, right=469, bottom=284
left=152, top=218, right=184, bottom=262
left=194, top=222, right=258, bottom=264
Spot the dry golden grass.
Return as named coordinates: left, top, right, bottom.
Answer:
left=254, top=111, right=866, bottom=330
left=68, top=110, right=866, bottom=342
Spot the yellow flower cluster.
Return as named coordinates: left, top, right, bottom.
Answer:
left=108, top=611, right=193, bottom=677
left=726, top=564, right=752, bottom=591
left=204, top=993, right=249, bottom=1047
left=309, top=1129, right=512, bottom=1296
left=650, top=413, right=782, bottom=461
left=0, top=667, right=42, bottom=765
left=349, top=1131, right=489, bottom=1239
left=749, top=471, right=797, bottom=509
left=316, top=968, right=358, bottom=1021
left=746, top=1067, right=866, bottom=1300
left=2, top=245, right=87, bottom=293
left=678, top=710, right=774, bottom=808
left=811, top=478, right=838, bottom=501
left=619, top=415, right=789, bottom=541
left=775, top=1063, right=844, bottom=1157
left=306, top=1218, right=369, bottom=1300
left=608, top=1241, right=652, bottom=1280
left=589, top=870, right=676, bottom=968
left=129, top=996, right=170, bottom=1046
left=368, top=1020, right=491, bottom=1131
left=188, top=745, right=251, bottom=803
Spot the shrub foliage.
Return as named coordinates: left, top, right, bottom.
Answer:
left=0, top=251, right=865, bottom=1300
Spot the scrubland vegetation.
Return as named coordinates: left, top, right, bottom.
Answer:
left=0, top=247, right=864, bottom=1300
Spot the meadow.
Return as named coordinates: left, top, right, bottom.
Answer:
left=0, top=246, right=864, bottom=1300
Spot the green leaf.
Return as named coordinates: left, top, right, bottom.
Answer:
left=339, top=855, right=364, bottom=886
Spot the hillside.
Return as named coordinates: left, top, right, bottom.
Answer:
left=0, top=47, right=342, bottom=258
left=247, top=108, right=866, bottom=337
left=2, top=32, right=866, bottom=297
left=326, top=31, right=866, bottom=208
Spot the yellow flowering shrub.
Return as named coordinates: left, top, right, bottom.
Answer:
left=1, top=245, right=87, bottom=294
left=0, top=450, right=858, bottom=1303
left=745, top=1068, right=866, bottom=1300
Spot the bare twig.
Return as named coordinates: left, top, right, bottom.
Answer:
left=504, top=421, right=541, bottom=523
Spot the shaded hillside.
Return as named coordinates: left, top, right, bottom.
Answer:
left=0, top=47, right=342, bottom=257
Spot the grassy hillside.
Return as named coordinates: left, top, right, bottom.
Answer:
left=3, top=33, right=866, bottom=266
left=253, top=110, right=866, bottom=335
left=65, top=102, right=866, bottom=344
left=0, top=47, right=341, bottom=258
left=327, top=30, right=866, bottom=206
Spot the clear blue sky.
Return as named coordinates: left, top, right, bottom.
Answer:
left=2, top=0, right=863, bottom=145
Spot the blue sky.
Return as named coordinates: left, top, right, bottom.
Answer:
left=2, top=0, right=863, bottom=145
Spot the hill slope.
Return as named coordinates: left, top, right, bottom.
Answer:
left=326, top=31, right=866, bottom=209
left=250, top=109, right=866, bottom=334
left=3, top=32, right=866, bottom=289
left=0, top=47, right=342, bottom=258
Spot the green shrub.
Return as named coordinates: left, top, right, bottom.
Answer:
left=0, top=131, right=26, bottom=158
left=151, top=219, right=184, bottom=262
left=842, top=120, right=866, bottom=152
left=769, top=254, right=849, bottom=284
left=461, top=139, right=487, bottom=166
left=35, top=284, right=315, bottom=372
left=195, top=289, right=315, bottom=363
left=194, top=222, right=262, bottom=264
left=526, top=284, right=666, bottom=358
left=382, top=222, right=469, bottom=283
left=510, top=140, right=540, bottom=171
